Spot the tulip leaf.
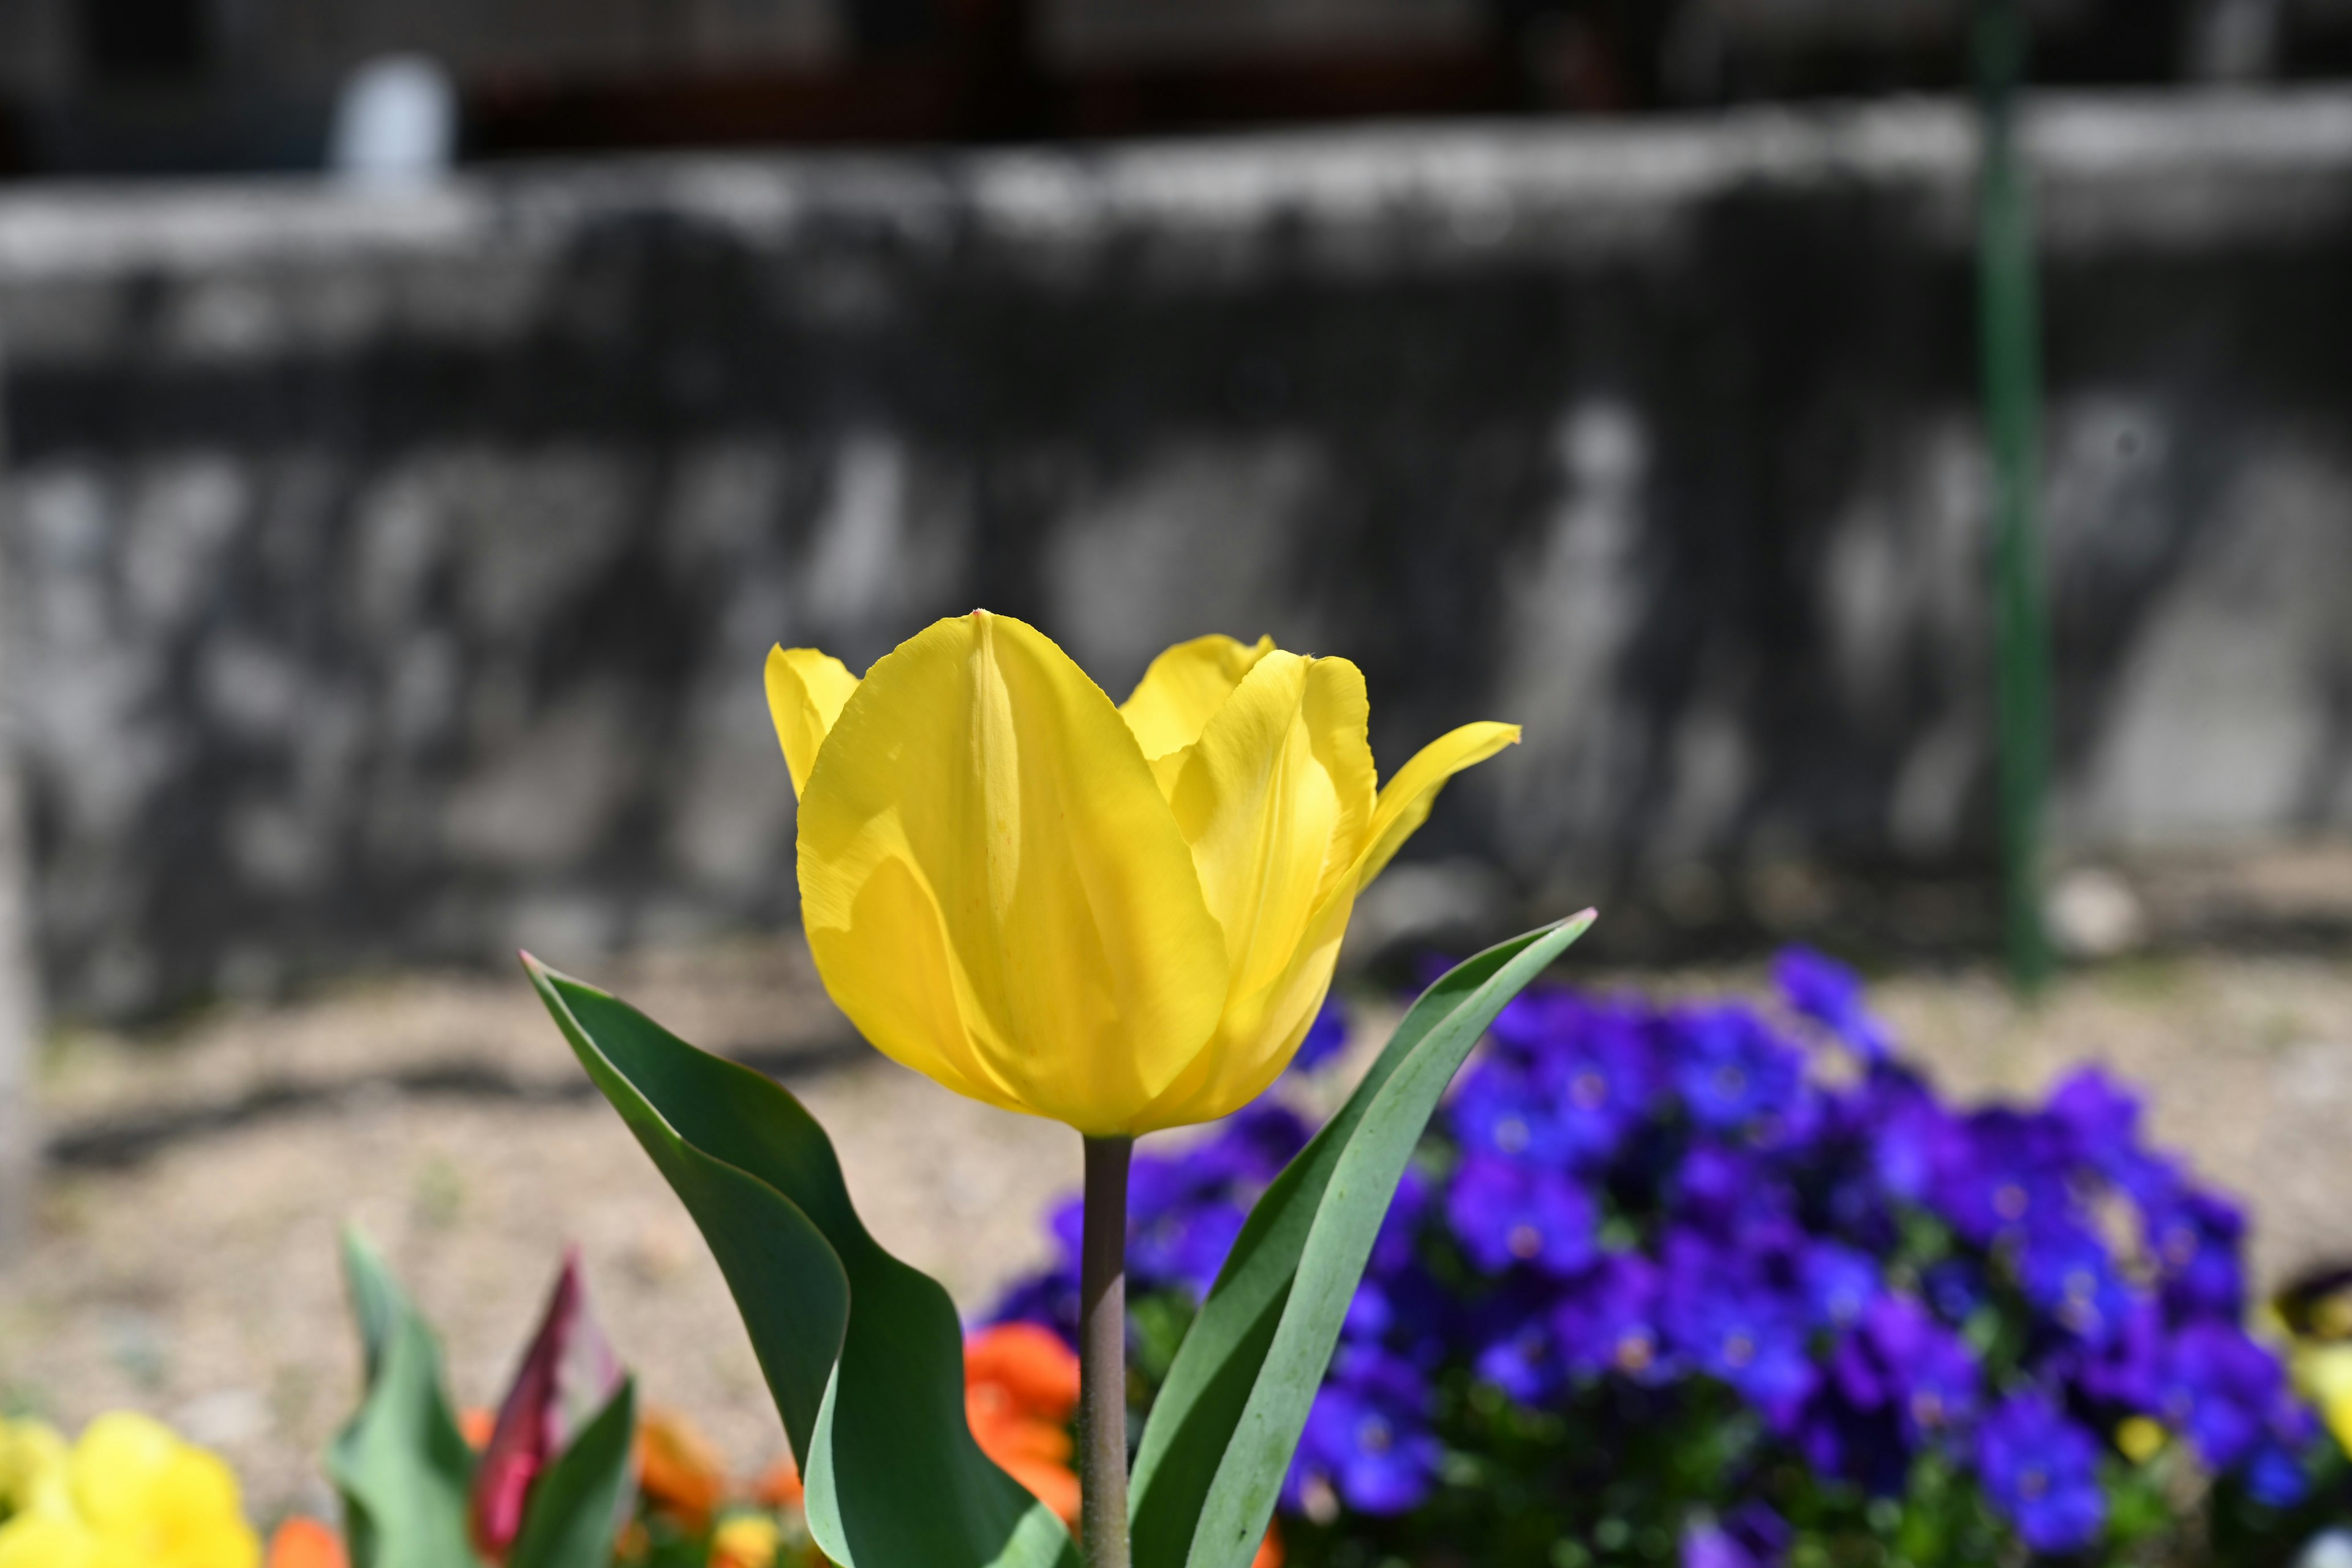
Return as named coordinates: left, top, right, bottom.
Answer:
left=526, top=958, right=1079, bottom=1568
left=507, top=1380, right=639, bottom=1568
left=1129, top=913, right=1599, bottom=1568
left=327, top=1230, right=486, bottom=1568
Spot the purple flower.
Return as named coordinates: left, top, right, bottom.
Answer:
left=1472, top=1285, right=1564, bottom=1404
left=1345, top=1268, right=1457, bottom=1367
left=2046, top=1066, right=2142, bottom=1158
left=1680, top=1521, right=1760, bottom=1568
left=1446, top=1154, right=1598, bottom=1278
left=1186, top=1103, right=1313, bottom=1188
left=1976, top=1393, right=2106, bottom=1555
left=2244, top=1441, right=2314, bottom=1508
left=986, top=1261, right=1080, bottom=1343
left=1801, top=1292, right=1980, bottom=1493
left=1284, top=1348, right=1442, bottom=1516
left=2149, top=1189, right=2248, bottom=1321
left=1923, top=1258, right=1989, bottom=1326
left=1661, top=1232, right=1817, bottom=1420
left=1681, top=1503, right=1790, bottom=1568
left=1291, top=997, right=1351, bottom=1073
left=2160, top=1321, right=2302, bottom=1473
left=1864, top=1072, right=1963, bottom=1205
left=2067, top=1297, right=2165, bottom=1412
left=1834, top=1294, right=1980, bottom=1444
left=2013, top=1216, right=2138, bottom=1346
left=1528, top=1001, right=1658, bottom=1164
left=1554, top=1253, right=1668, bottom=1381
left=1934, top=1109, right=2072, bottom=1245
left=1450, top=1057, right=1579, bottom=1166
left=1129, top=1196, right=1245, bottom=1298
left=1773, top=946, right=1891, bottom=1062
left=1674, top=1008, right=1807, bottom=1134
left=1801, top=1242, right=1880, bottom=1332
left=1672, top=1144, right=1795, bottom=1237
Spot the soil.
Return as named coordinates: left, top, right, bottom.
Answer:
left=7, top=935, right=2351, bottom=1528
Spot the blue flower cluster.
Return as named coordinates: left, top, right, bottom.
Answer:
left=989, top=950, right=2323, bottom=1562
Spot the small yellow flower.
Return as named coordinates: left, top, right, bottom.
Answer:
left=771, top=616, right=1518, bottom=1136
left=0, top=1417, right=72, bottom=1521
left=2115, top=1415, right=2166, bottom=1464
left=0, top=1414, right=258, bottom=1568
left=709, top=1512, right=781, bottom=1568
left=2294, top=1341, right=2352, bottom=1458
left=0, top=1509, right=99, bottom=1568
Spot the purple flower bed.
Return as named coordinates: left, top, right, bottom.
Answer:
left=990, top=950, right=2341, bottom=1565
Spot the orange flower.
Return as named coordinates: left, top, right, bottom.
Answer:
left=266, top=1518, right=349, bottom=1568
left=459, top=1408, right=496, bottom=1450
left=1253, top=1521, right=1284, bottom=1568
left=963, top=1324, right=1082, bottom=1525
left=635, top=1409, right=728, bottom=1530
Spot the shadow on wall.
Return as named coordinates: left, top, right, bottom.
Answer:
left=5, top=95, right=2352, bottom=1019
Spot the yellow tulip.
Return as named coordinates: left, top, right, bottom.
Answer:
left=768, top=612, right=1519, bottom=1136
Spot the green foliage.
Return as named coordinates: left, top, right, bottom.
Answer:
left=326, top=1230, right=483, bottom=1568
left=530, top=921, right=1585, bottom=1568
left=1128, top=914, right=1594, bottom=1568
left=326, top=1229, right=644, bottom=1568
left=509, top=1382, right=640, bottom=1568
left=526, top=958, right=1077, bottom=1568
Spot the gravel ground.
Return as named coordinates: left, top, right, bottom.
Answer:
left=7, top=935, right=2352, bottom=1528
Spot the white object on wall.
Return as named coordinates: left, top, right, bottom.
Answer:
left=328, top=54, right=458, bottom=190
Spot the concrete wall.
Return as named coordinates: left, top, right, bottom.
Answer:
left=3, top=90, right=2352, bottom=1018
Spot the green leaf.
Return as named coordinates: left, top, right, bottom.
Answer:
left=326, top=1229, right=485, bottom=1568
left=508, top=1380, right=639, bottom=1568
left=1129, top=913, right=1598, bottom=1568
left=526, top=957, right=1077, bottom=1568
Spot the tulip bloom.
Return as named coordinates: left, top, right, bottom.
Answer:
left=470, top=1250, right=624, bottom=1562
left=768, top=614, right=1518, bottom=1137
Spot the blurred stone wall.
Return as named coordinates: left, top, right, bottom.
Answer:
left=3, top=90, right=2352, bottom=1018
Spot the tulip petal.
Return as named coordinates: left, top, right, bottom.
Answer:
left=1355, top=722, right=1522, bottom=887
left=1119, top=634, right=1277, bottom=762
left=471, top=1249, right=625, bottom=1559
left=797, top=612, right=1229, bottom=1135
left=1134, top=657, right=1374, bottom=1131
left=1167, top=654, right=1376, bottom=1001
left=766, top=646, right=861, bottom=799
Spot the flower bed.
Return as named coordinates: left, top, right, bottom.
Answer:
left=990, top=951, right=2346, bottom=1566
left=4, top=950, right=2346, bottom=1568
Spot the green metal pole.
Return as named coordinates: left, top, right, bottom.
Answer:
left=1974, top=0, right=2055, bottom=993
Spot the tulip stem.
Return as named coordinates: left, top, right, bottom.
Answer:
left=1079, top=1133, right=1134, bottom=1568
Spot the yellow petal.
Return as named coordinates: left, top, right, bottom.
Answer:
left=1118, top=634, right=1277, bottom=762
left=0, top=1419, right=71, bottom=1518
left=140, top=1450, right=258, bottom=1568
left=0, top=1512, right=102, bottom=1568
left=1354, top=722, right=1522, bottom=888
left=1133, top=656, right=1374, bottom=1131
left=764, top=646, right=860, bottom=799
left=1133, top=891, right=1354, bottom=1134
left=797, top=612, right=1229, bottom=1135
left=1167, top=654, right=1373, bottom=999
left=68, top=1414, right=178, bottom=1531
